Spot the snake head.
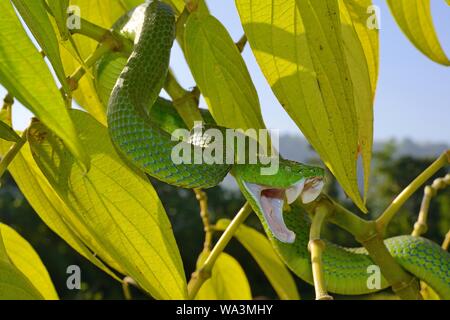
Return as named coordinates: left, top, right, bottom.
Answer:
left=235, top=160, right=325, bottom=244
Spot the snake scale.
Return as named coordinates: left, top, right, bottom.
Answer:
left=104, top=1, right=450, bottom=298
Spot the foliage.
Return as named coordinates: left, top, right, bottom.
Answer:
left=0, top=0, right=448, bottom=300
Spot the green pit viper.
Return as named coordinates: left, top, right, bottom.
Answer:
left=102, top=1, right=450, bottom=298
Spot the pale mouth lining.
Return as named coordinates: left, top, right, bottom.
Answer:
left=243, top=177, right=324, bottom=244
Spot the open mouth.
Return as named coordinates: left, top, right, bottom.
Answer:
left=243, top=177, right=324, bottom=244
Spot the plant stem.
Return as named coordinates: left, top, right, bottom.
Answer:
left=71, top=18, right=133, bottom=53
left=165, top=71, right=203, bottom=127
left=187, top=202, right=252, bottom=299
left=301, top=195, right=422, bottom=300
left=194, top=189, right=213, bottom=251
left=376, top=151, right=449, bottom=232
left=122, top=276, right=135, bottom=300
left=308, top=204, right=333, bottom=300
left=0, top=130, right=26, bottom=179
left=236, top=35, right=247, bottom=53
left=412, top=174, right=449, bottom=237
left=67, top=44, right=113, bottom=91
left=362, top=234, right=422, bottom=299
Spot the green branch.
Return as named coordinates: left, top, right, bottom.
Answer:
left=194, top=189, right=213, bottom=251
left=187, top=202, right=252, bottom=299
left=308, top=204, right=333, bottom=300
left=301, top=195, right=421, bottom=299
left=412, top=174, right=450, bottom=237
left=377, top=150, right=449, bottom=232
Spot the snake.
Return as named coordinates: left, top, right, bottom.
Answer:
left=102, top=1, right=450, bottom=299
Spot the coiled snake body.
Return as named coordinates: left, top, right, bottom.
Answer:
left=105, top=1, right=450, bottom=298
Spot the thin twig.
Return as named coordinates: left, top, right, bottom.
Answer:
left=236, top=34, right=247, bottom=53
left=194, top=189, right=213, bottom=251
left=376, top=151, right=449, bottom=232
left=187, top=202, right=252, bottom=299
left=412, top=174, right=450, bottom=237
left=122, top=276, right=137, bottom=300
left=67, top=44, right=114, bottom=91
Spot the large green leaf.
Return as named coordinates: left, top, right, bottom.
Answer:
left=195, top=252, right=252, bottom=300
left=0, top=0, right=89, bottom=170
left=0, top=223, right=58, bottom=300
left=339, top=0, right=378, bottom=201
left=11, top=0, right=70, bottom=92
left=216, top=219, right=300, bottom=300
left=387, top=0, right=450, bottom=66
left=27, top=110, right=187, bottom=299
left=185, top=12, right=266, bottom=131
left=0, top=140, right=122, bottom=281
left=236, top=0, right=370, bottom=211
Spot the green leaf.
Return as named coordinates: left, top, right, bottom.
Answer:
left=216, top=219, right=300, bottom=300
left=387, top=0, right=450, bottom=66
left=47, top=0, right=70, bottom=40
left=27, top=110, right=187, bottom=300
left=0, top=223, right=58, bottom=300
left=0, top=139, right=123, bottom=281
left=195, top=252, right=252, bottom=300
left=0, top=120, right=21, bottom=142
left=236, top=0, right=367, bottom=211
left=0, top=227, right=43, bottom=299
left=0, top=0, right=89, bottom=170
left=185, top=12, right=266, bottom=131
left=339, top=0, right=379, bottom=201
left=11, top=0, right=70, bottom=92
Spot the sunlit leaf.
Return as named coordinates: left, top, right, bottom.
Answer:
left=216, top=219, right=300, bottom=300
left=0, top=0, right=89, bottom=170
left=0, top=139, right=123, bottom=281
left=339, top=0, right=379, bottom=201
left=11, top=0, right=70, bottom=92
left=0, top=224, right=47, bottom=299
left=236, top=0, right=367, bottom=211
left=185, top=12, right=266, bottom=131
left=195, top=252, right=252, bottom=300
left=0, top=121, right=21, bottom=142
left=27, top=110, right=187, bottom=299
left=387, top=0, right=450, bottom=65
left=0, top=223, right=58, bottom=299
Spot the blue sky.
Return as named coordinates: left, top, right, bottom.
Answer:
left=2, top=0, right=450, bottom=143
